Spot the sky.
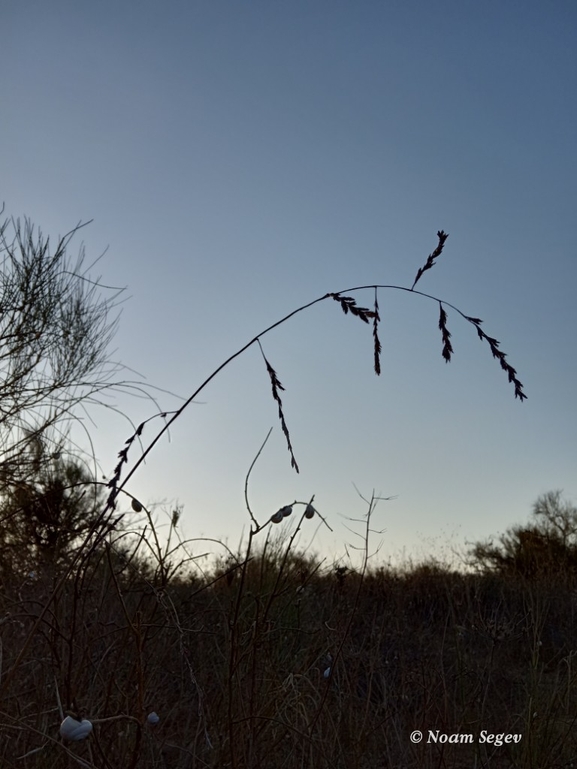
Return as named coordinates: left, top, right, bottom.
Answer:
left=2, top=0, right=576, bottom=569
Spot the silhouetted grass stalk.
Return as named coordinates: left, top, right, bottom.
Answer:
left=0, top=231, right=535, bottom=767
left=105, top=230, right=526, bottom=518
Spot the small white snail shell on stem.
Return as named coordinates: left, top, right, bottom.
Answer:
left=60, top=716, right=93, bottom=741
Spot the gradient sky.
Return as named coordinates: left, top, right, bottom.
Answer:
left=2, top=1, right=576, bottom=568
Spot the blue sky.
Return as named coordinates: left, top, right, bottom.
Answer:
left=2, top=1, right=576, bottom=567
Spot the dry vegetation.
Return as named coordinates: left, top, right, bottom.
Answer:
left=2, top=493, right=577, bottom=768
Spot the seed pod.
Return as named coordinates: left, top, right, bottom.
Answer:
left=304, top=504, right=315, bottom=519
left=281, top=505, right=293, bottom=518
left=131, top=498, right=143, bottom=512
left=60, top=716, right=93, bottom=741
left=271, top=510, right=283, bottom=524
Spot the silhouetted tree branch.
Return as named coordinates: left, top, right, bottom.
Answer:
left=0, top=206, right=160, bottom=491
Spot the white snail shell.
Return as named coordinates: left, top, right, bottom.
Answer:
left=147, top=711, right=160, bottom=725
left=60, top=716, right=93, bottom=741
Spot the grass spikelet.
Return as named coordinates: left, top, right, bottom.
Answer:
left=258, top=340, right=299, bottom=473
left=411, top=230, right=449, bottom=291
left=438, top=303, right=453, bottom=362
left=465, top=316, right=527, bottom=401
left=328, top=293, right=376, bottom=323
left=372, top=290, right=381, bottom=375
left=105, top=417, right=167, bottom=509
